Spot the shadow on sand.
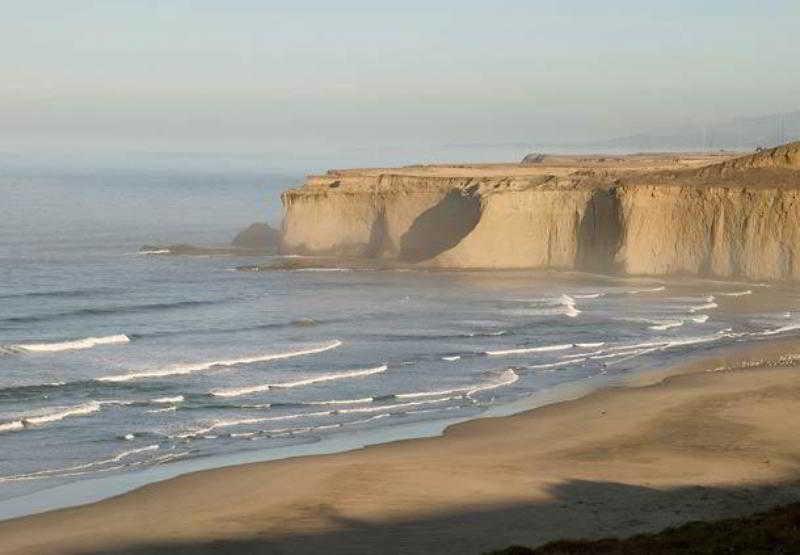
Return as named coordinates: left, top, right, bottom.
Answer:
left=70, top=477, right=800, bottom=555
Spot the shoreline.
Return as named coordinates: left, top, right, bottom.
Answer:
left=2, top=336, right=800, bottom=553
left=0, top=331, right=776, bottom=523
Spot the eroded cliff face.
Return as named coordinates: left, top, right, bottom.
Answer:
left=282, top=174, right=488, bottom=259
left=615, top=185, right=800, bottom=280
left=280, top=143, right=800, bottom=281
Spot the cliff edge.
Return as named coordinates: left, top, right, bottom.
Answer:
left=280, top=143, right=800, bottom=281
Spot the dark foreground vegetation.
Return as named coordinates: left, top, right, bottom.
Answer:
left=489, top=503, right=800, bottom=554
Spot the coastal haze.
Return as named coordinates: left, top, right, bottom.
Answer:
left=2, top=2, right=799, bottom=169
left=2, top=2, right=800, bottom=554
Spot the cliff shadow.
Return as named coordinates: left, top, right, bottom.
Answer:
left=364, top=209, right=388, bottom=258
left=399, top=190, right=481, bottom=263
left=71, top=477, right=800, bottom=555
left=576, top=188, right=623, bottom=274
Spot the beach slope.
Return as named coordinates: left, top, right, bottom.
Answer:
left=2, top=345, right=800, bottom=554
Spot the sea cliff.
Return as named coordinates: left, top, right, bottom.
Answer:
left=281, top=143, right=800, bottom=281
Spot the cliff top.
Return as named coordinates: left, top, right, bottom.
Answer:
left=287, top=142, right=800, bottom=196
left=318, top=151, right=730, bottom=180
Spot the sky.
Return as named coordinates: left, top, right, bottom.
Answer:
left=1, top=1, right=799, bottom=169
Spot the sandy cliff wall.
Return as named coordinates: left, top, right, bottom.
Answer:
left=280, top=143, right=800, bottom=281
left=615, top=185, right=800, bottom=280
left=283, top=174, right=493, bottom=260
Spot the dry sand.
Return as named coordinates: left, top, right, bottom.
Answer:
left=2, top=339, right=800, bottom=554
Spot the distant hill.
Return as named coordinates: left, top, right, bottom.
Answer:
left=595, top=110, right=800, bottom=151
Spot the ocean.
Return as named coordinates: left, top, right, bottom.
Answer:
left=1, top=167, right=799, bottom=514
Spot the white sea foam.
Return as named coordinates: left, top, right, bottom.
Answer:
left=139, top=249, right=171, bottom=255
left=146, top=406, right=177, bottom=414
left=604, top=347, right=663, bottom=366
left=347, top=413, right=392, bottom=425
left=760, top=322, right=800, bottom=336
left=0, top=445, right=159, bottom=483
left=666, top=334, right=726, bottom=348
left=466, top=369, right=519, bottom=396
left=648, top=320, right=684, bottom=331
left=23, top=402, right=104, bottom=426
left=334, top=396, right=457, bottom=415
left=150, top=396, right=184, bottom=404
left=0, top=421, right=24, bottom=433
left=0, top=400, right=135, bottom=432
left=592, top=348, right=656, bottom=360
left=606, top=341, right=668, bottom=352
left=210, top=364, right=387, bottom=398
left=575, top=342, right=605, bottom=348
left=396, top=369, right=519, bottom=399
left=486, top=344, right=573, bottom=356
left=306, top=397, right=374, bottom=406
left=719, top=290, right=752, bottom=297
left=690, top=301, right=718, bottom=313
left=511, top=296, right=583, bottom=318
left=562, top=350, right=603, bottom=359
left=175, top=411, right=332, bottom=438
left=12, top=334, right=130, bottom=353
left=442, top=355, right=462, bottom=361
left=98, top=340, right=343, bottom=382
left=151, top=451, right=190, bottom=464
left=627, top=286, right=666, bottom=294
left=691, top=315, right=710, bottom=323
left=207, top=413, right=395, bottom=441
left=559, top=294, right=581, bottom=317
left=526, top=359, right=583, bottom=370
left=595, top=333, right=728, bottom=363
left=572, top=293, right=604, bottom=299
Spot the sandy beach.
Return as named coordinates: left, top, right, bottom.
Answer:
left=2, top=339, right=800, bottom=554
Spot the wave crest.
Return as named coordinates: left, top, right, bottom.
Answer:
left=11, top=335, right=130, bottom=353
left=98, top=340, right=343, bottom=383
left=210, top=364, right=387, bottom=398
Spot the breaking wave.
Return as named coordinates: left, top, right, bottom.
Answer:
left=0, top=445, right=160, bottom=483
left=627, top=286, right=666, bottom=294
left=98, top=340, right=343, bottom=382
left=0, top=400, right=133, bottom=433
left=486, top=344, right=573, bottom=356
left=648, top=320, right=684, bottom=331
left=526, top=359, right=582, bottom=370
left=760, top=322, right=800, bottom=336
left=396, top=369, right=519, bottom=399
left=689, top=296, right=718, bottom=313
left=174, top=411, right=333, bottom=438
left=571, top=293, right=604, bottom=299
left=210, top=364, right=387, bottom=398
left=332, top=396, right=457, bottom=415
left=559, top=294, right=581, bottom=318
left=8, top=334, right=130, bottom=354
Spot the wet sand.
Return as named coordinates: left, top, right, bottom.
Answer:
left=2, top=339, right=800, bottom=554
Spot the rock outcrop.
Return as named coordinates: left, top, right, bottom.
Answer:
left=280, top=143, right=800, bottom=281
left=231, top=223, right=281, bottom=252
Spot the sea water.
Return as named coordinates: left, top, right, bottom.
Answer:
left=1, top=168, right=799, bottom=513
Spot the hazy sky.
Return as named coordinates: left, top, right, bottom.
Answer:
left=2, top=1, right=799, bottom=167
